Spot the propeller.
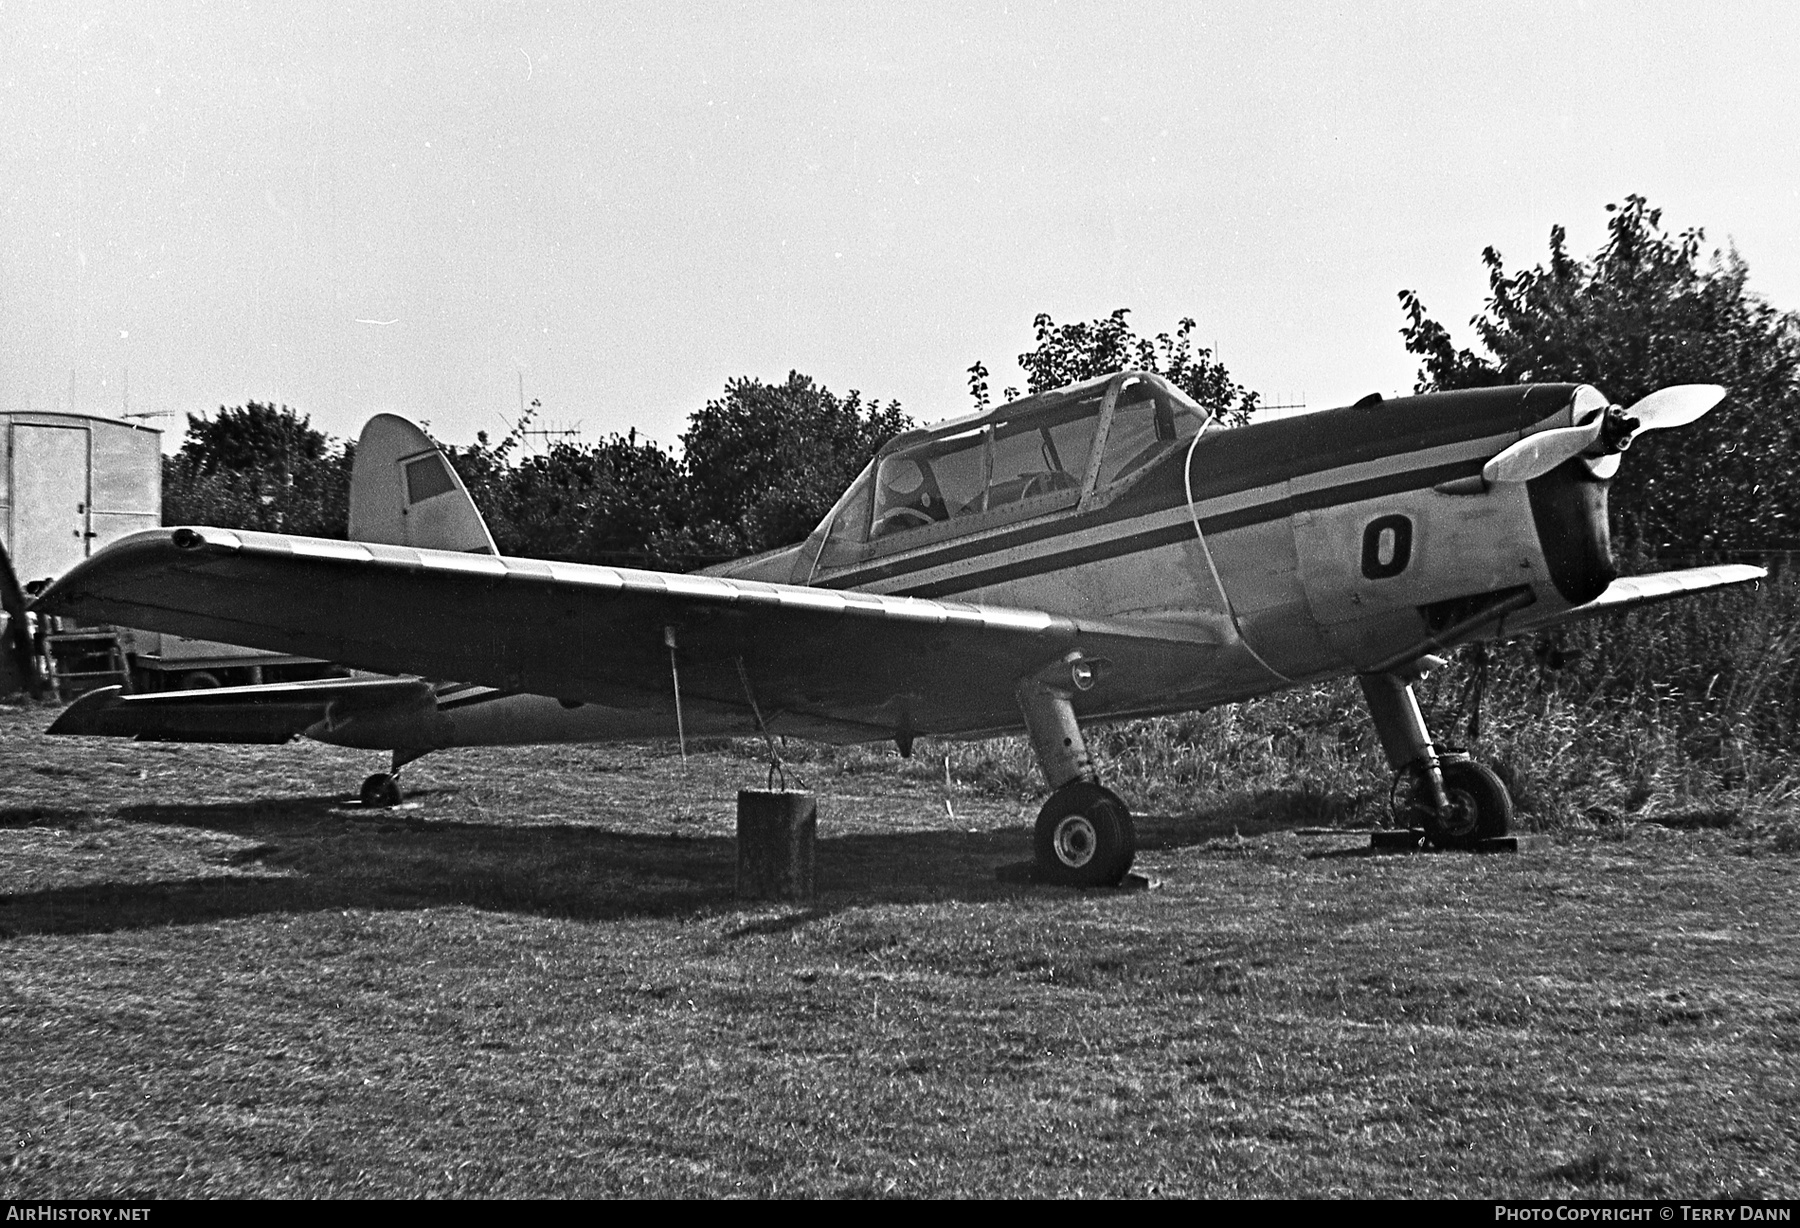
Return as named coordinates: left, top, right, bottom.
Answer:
left=1481, top=384, right=1725, bottom=485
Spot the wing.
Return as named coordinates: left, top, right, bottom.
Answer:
left=49, top=676, right=436, bottom=743
left=1498, top=564, right=1766, bottom=638
left=35, top=527, right=1235, bottom=743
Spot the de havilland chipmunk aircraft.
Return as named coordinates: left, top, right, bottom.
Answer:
left=38, top=373, right=1762, bottom=886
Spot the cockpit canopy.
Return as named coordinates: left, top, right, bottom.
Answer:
left=808, top=371, right=1212, bottom=574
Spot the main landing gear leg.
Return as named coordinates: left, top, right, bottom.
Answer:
left=1359, top=664, right=1512, bottom=850
left=1017, top=679, right=1135, bottom=886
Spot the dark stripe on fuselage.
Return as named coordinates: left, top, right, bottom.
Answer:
left=436, top=688, right=519, bottom=711
left=814, top=384, right=1573, bottom=597
left=893, top=457, right=1485, bottom=599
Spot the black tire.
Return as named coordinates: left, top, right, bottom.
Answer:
left=1033, top=781, right=1135, bottom=887
left=360, top=773, right=403, bottom=809
left=1421, top=760, right=1512, bottom=850
left=179, top=671, right=222, bottom=690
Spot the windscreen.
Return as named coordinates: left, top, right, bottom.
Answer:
left=814, top=462, right=878, bottom=571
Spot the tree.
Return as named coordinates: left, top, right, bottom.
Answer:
left=163, top=402, right=352, bottom=539
left=971, top=309, right=1261, bottom=426
left=679, top=372, right=910, bottom=556
left=161, top=374, right=911, bottom=569
left=1398, top=196, right=1800, bottom=552
left=435, top=405, right=694, bottom=567
left=475, top=434, right=691, bottom=565
left=438, top=376, right=908, bottom=568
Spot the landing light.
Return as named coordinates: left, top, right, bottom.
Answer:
left=1070, top=660, right=1097, bottom=691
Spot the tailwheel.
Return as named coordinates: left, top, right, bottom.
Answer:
left=1419, top=759, right=1512, bottom=850
left=359, top=773, right=403, bottom=809
left=1033, top=780, right=1135, bottom=887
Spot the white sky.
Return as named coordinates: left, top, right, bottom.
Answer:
left=4, top=1, right=1797, bottom=452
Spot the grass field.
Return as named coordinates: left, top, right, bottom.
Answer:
left=3, top=697, right=1798, bottom=1198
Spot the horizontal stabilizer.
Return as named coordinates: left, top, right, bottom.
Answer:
left=1502, top=564, right=1766, bottom=637
left=49, top=676, right=434, bottom=743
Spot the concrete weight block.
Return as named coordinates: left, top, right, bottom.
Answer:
left=736, top=790, right=816, bottom=903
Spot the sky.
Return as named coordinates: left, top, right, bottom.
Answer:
left=4, top=0, right=1797, bottom=454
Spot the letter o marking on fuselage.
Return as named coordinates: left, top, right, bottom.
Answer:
left=1361, top=514, right=1413, bottom=580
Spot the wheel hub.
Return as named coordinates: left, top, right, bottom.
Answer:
left=1052, top=815, right=1098, bottom=867
left=1434, top=788, right=1480, bottom=840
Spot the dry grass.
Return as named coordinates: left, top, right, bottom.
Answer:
left=4, top=694, right=1799, bottom=1199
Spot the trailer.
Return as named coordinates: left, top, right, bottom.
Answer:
left=1, top=410, right=330, bottom=696
left=115, top=627, right=338, bottom=692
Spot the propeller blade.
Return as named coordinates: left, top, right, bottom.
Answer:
left=1625, top=384, right=1726, bottom=433
left=1482, top=418, right=1605, bottom=485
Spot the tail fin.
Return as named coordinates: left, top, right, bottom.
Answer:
left=348, top=415, right=499, bottom=554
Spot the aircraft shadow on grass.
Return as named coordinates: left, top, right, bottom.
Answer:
left=0, top=787, right=1372, bottom=938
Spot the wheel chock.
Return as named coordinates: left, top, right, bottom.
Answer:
left=1368, top=829, right=1545, bottom=853
left=994, top=861, right=1159, bottom=890
left=1474, top=834, right=1547, bottom=853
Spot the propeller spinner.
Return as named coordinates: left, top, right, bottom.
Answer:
left=1481, top=384, right=1725, bottom=485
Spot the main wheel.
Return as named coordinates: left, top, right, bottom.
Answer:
left=1420, top=759, right=1512, bottom=850
left=360, top=773, right=403, bottom=809
left=1033, top=781, right=1135, bottom=887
